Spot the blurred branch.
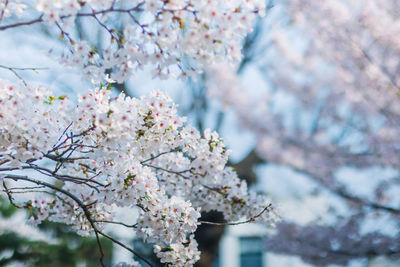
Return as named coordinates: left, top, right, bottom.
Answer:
left=265, top=221, right=400, bottom=266
left=231, top=149, right=264, bottom=184
left=288, top=165, right=400, bottom=215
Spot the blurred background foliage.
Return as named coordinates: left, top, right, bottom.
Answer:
left=0, top=197, right=113, bottom=266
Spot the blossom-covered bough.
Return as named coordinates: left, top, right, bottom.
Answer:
left=0, top=0, right=266, bottom=81
left=0, top=1, right=277, bottom=266
left=0, top=81, right=277, bottom=266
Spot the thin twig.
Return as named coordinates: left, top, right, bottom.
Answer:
left=94, top=219, right=137, bottom=228
left=0, top=65, right=48, bottom=71
left=140, top=149, right=180, bottom=164
left=98, top=231, right=154, bottom=267
left=0, top=65, right=27, bottom=86
left=2, top=181, right=26, bottom=208
left=199, top=204, right=273, bottom=226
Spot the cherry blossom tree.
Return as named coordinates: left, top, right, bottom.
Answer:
left=0, top=1, right=279, bottom=266
left=205, top=0, right=400, bottom=265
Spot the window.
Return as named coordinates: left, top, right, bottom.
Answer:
left=239, top=236, right=264, bottom=267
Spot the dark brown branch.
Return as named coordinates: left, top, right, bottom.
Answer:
left=0, top=165, right=104, bottom=189
left=0, top=0, right=9, bottom=22
left=0, top=15, right=43, bottom=31
left=0, top=4, right=145, bottom=31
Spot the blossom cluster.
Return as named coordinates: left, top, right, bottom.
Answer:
left=154, top=235, right=200, bottom=266
left=1, top=0, right=266, bottom=81
left=0, top=79, right=277, bottom=266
